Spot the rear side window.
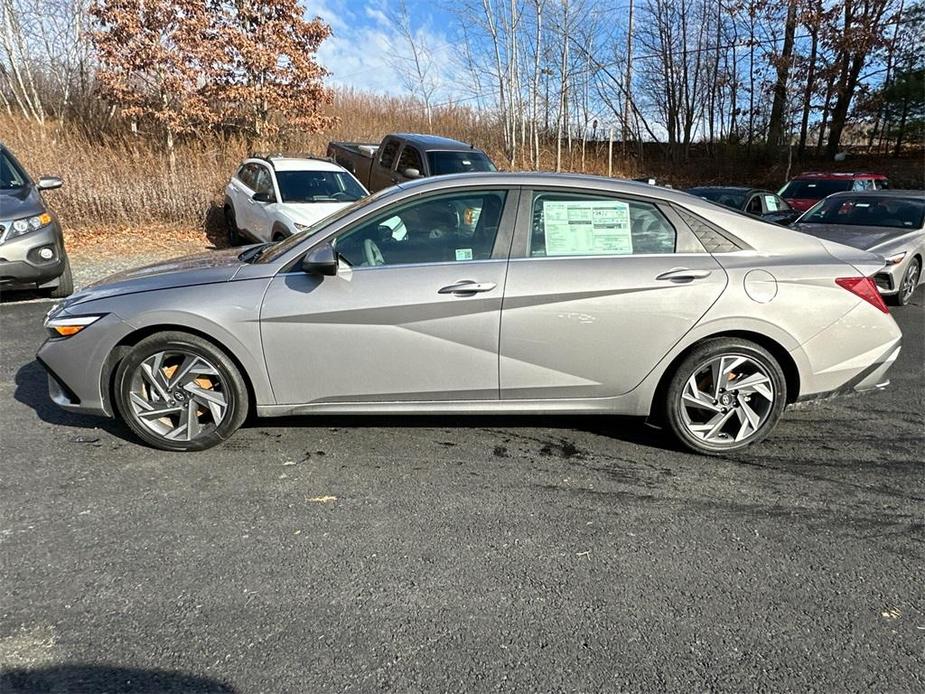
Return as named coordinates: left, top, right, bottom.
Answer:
left=529, top=191, right=676, bottom=257
left=379, top=139, right=400, bottom=169
left=237, top=164, right=256, bottom=189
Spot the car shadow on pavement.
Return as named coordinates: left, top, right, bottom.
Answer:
left=251, top=413, right=674, bottom=451
left=0, top=664, right=235, bottom=693
left=14, top=360, right=123, bottom=435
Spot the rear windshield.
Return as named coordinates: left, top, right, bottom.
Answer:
left=688, top=189, right=747, bottom=209
left=275, top=171, right=366, bottom=203
left=800, top=196, right=925, bottom=229
left=427, top=151, right=496, bottom=176
left=0, top=149, right=28, bottom=189
left=780, top=179, right=853, bottom=199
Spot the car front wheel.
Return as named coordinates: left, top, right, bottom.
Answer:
left=113, top=331, right=249, bottom=451
left=664, top=338, right=786, bottom=455
left=889, top=257, right=920, bottom=306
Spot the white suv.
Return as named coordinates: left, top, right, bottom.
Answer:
left=223, top=155, right=368, bottom=244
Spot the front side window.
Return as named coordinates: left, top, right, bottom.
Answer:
left=0, top=150, right=28, bottom=189
left=746, top=196, right=763, bottom=214
left=427, top=151, right=496, bottom=176
left=275, top=171, right=366, bottom=203
left=528, top=192, right=676, bottom=257
left=253, top=166, right=273, bottom=196
left=335, top=190, right=507, bottom=267
left=396, top=146, right=423, bottom=174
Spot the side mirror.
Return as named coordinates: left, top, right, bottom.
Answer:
left=252, top=191, right=275, bottom=203
left=301, top=241, right=337, bottom=276
left=37, top=176, right=63, bottom=191
left=402, top=168, right=421, bottom=179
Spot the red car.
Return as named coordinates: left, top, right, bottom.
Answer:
left=779, top=172, right=890, bottom=213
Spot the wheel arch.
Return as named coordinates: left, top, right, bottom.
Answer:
left=647, top=329, right=801, bottom=422
left=101, top=324, right=258, bottom=418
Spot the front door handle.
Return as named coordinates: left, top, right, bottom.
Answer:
left=656, top=267, right=713, bottom=282
left=438, top=280, right=497, bottom=295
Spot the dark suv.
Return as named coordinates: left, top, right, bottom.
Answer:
left=0, top=144, right=72, bottom=297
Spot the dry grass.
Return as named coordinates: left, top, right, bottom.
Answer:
left=4, top=89, right=923, bottom=241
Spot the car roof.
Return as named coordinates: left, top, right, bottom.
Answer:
left=389, top=133, right=482, bottom=152
left=792, top=171, right=888, bottom=180
left=825, top=189, right=925, bottom=199
left=245, top=156, right=346, bottom=173
left=687, top=186, right=768, bottom=195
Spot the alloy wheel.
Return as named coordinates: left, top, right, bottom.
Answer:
left=679, top=354, right=775, bottom=445
left=126, top=350, right=229, bottom=442
left=900, top=261, right=919, bottom=304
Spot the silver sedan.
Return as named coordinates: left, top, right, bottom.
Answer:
left=38, top=173, right=903, bottom=454
left=792, top=190, right=924, bottom=306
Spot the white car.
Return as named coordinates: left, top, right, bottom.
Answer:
left=223, top=155, right=368, bottom=244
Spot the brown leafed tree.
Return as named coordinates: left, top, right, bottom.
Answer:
left=90, top=0, right=218, bottom=166
left=209, top=0, right=335, bottom=144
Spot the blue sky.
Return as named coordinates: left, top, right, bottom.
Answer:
left=306, top=0, right=459, bottom=96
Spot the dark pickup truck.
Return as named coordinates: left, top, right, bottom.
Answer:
left=326, top=133, right=496, bottom=192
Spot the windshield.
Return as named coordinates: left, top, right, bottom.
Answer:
left=255, top=187, right=399, bottom=264
left=799, top=196, right=925, bottom=229
left=275, top=170, right=366, bottom=203
left=0, top=149, right=28, bottom=189
left=688, top=189, right=747, bottom=209
left=780, top=179, right=852, bottom=200
left=427, top=151, right=496, bottom=176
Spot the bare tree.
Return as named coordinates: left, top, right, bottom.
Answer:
left=388, top=0, right=440, bottom=127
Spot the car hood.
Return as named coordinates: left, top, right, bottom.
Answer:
left=64, top=247, right=248, bottom=307
left=276, top=201, right=353, bottom=227
left=0, top=185, right=45, bottom=220
left=793, top=223, right=914, bottom=251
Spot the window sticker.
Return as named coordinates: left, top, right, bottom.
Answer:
left=764, top=195, right=779, bottom=211
left=455, top=248, right=473, bottom=261
left=542, top=200, right=633, bottom=256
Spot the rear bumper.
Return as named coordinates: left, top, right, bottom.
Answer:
left=797, top=340, right=901, bottom=402
left=0, top=222, right=67, bottom=287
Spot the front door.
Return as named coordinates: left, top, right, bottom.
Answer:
left=499, top=189, right=727, bottom=399
left=260, top=188, right=517, bottom=405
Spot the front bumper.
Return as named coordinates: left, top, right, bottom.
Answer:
left=0, top=222, right=67, bottom=288
left=36, top=312, right=134, bottom=418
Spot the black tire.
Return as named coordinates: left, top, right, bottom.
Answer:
left=113, top=331, right=249, bottom=451
left=48, top=256, right=74, bottom=298
left=887, top=257, right=920, bottom=307
left=225, top=205, right=242, bottom=246
left=664, top=338, right=787, bottom=455
left=271, top=228, right=287, bottom=242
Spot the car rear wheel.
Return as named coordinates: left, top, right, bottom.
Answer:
left=890, top=257, right=920, bottom=306
left=48, top=257, right=73, bottom=298
left=665, top=338, right=786, bottom=455
left=114, top=332, right=248, bottom=451
left=225, top=205, right=242, bottom=246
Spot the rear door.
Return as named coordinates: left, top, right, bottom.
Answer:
left=499, top=188, right=727, bottom=399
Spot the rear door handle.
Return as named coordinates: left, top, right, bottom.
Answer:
left=656, top=267, right=713, bottom=282
left=438, top=280, right=497, bottom=295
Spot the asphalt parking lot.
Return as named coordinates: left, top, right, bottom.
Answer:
left=1, top=293, right=923, bottom=693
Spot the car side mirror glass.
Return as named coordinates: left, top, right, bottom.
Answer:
left=252, top=191, right=275, bottom=203
left=402, top=168, right=421, bottom=179
left=301, top=241, right=337, bottom=276
left=37, top=176, right=63, bottom=191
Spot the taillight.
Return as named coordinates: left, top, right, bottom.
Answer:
left=835, top=277, right=889, bottom=314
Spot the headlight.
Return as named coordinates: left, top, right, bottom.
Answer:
left=44, top=314, right=103, bottom=337
left=7, top=212, right=53, bottom=239
left=885, top=251, right=907, bottom=266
